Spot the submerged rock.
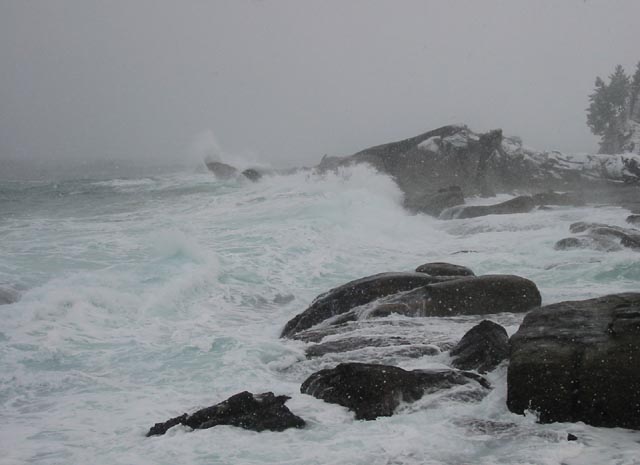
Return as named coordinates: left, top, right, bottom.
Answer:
left=146, top=391, right=305, bottom=436
left=556, top=222, right=640, bottom=251
left=305, top=335, right=439, bottom=359
left=440, top=196, right=536, bottom=220
left=532, top=191, right=585, bottom=207
left=507, top=293, right=640, bottom=429
left=241, top=168, right=262, bottom=181
left=280, top=272, right=448, bottom=338
left=301, top=362, right=489, bottom=420
left=404, top=186, right=464, bottom=216
left=450, top=320, right=509, bottom=373
left=0, top=286, right=19, bottom=305
left=415, top=262, right=475, bottom=277
left=205, top=161, right=239, bottom=179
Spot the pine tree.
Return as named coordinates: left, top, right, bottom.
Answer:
left=586, top=64, right=631, bottom=153
left=630, top=61, right=640, bottom=121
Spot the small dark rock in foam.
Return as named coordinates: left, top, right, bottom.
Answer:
left=241, top=169, right=262, bottom=181
left=450, top=320, right=509, bottom=373
left=439, top=196, right=536, bottom=220
left=415, top=262, right=475, bottom=277
left=146, top=391, right=305, bottom=436
left=0, top=286, right=19, bottom=305
left=301, top=362, right=489, bottom=420
left=508, top=293, right=640, bottom=430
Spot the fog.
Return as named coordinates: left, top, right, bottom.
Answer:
left=1, top=0, right=639, bottom=169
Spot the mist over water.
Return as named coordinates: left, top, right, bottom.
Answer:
left=1, top=166, right=639, bottom=464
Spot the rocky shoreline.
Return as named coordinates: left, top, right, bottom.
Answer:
left=148, top=125, right=640, bottom=437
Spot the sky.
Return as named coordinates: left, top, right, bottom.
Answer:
left=1, top=0, right=639, bottom=168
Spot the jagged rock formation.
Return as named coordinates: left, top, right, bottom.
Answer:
left=508, top=293, right=640, bottom=430
left=317, top=125, right=640, bottom=212
left=146, top=391, right=305, bottom=436
left=301, top=362, right=489, bottom=420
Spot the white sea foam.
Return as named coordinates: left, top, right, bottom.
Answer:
left=1, top=166, right=639, bottom=464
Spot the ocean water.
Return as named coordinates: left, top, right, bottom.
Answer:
left=1, top=164, right=639, bottom=465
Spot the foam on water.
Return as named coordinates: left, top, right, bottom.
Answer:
left=1, top=165, right=639, bottom=464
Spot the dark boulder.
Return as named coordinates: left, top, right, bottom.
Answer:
left=415, top=262, right=475, bottom=277
left=507, top=293, right=640, bottom=429
left=241, top=169, right=262, bottom=181
left=285, top=275, right=541, bottom=337
left=205, top=161, right=239, bottom=179
left=450, top=320, right=509, bottom=373
left=626, top=214, right=640, bottom=226
left=146, top=391, right=305, bottom=437
left=404, top=186, right=464, bottom=216
left=301, top=362, right=489, bottom=420
left=439, top=196, right=536, bottom=220
left=367, top=275, right=541, bottom=319
left=280, top=272, right=448, bottom=338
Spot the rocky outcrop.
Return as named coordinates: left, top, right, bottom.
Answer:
left=280, top=272, right=448, bottom=338
left=414, top=262, right=475, bottom=277
left=147, top=391, right=305, bottom=436
left=283, top=274, right=540, bottom=338
left=317, top=125, right=640, bottom=206
left=450, top=320, right=509, bottom=373
left=555, top=222, right=640, bottom=251
left=532, top=191, right=585, bottom=207
left=507, top=293, right=640, bottom=429
left=301, top=363, right=489, bottom=420
left=305, top=336, right=439, bottom=359
left=439, top=196, right=536, bottom=220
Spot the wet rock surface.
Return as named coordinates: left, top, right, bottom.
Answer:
left=404, top=186, right=464, bottom=216
left=147, top=391, right=305, bottom=436
left=205, top=161, right=240, bottom=179
left=301, top=362, right=489, bottom=420
left=450, top=320, right=509, bottom=373
left=440, top=196, right=536, bottom=220
left=555, top=222, right=640, bottom=251
left=507, top=293, right=640, bottom=429
left=280, top=272, right=448, bottom=338
left=0, top=286, right=19, bottom=305
left=414, top=262, right=475, bottom=277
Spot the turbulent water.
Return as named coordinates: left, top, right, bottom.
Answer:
left=1, top=165, right=639, bottom=465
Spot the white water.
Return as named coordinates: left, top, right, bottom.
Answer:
left=1, top=165, right=639, bottom=464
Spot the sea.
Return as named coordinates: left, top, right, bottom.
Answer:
left=1, top=162, right=639, bottom=465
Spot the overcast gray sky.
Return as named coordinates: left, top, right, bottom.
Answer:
left=1, top=0, right=639, bottom=167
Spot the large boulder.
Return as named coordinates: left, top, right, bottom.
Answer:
left=283, top=274, right=541, bottom=338
left=366, top=275, right=541, bottom=319
left=280, top=272, right=448, bottom=338
left=507, top=293, right=640, bottom=429
left=439, top=196, right=536, bottom=220
left=415, top=262, right=475, bottom=277
left=532, top=191, right=585, bottom=207
left=146, top=391, right=305, bottom=436
left=450, top=320, right=509, bottom=373
left=301, top=362, right=489, bottom=420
